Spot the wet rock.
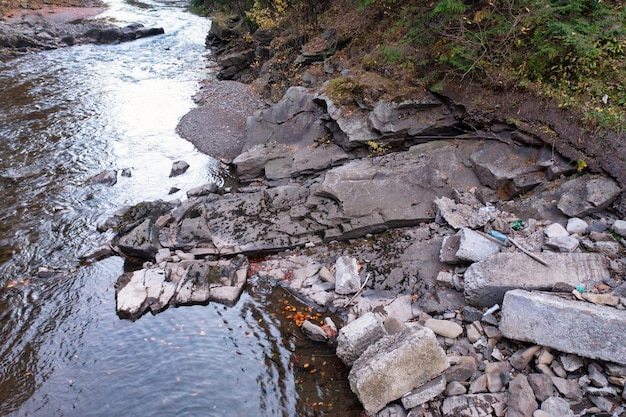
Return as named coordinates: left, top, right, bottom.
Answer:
left=186, top=182, right=219, bottom=198
left=506, top=374, right=538, bottom=417
left=348, top=326, right=449, bottom=414
left=400, top=375, right=446, bottom=409
left=464, top=252, right=609, bottom=306
left=302, top=319, right=329, bottom=342
left=116, top=218, right=160, bottom=259
left=557, top=176, right=622, bottom=217
left=335, top=256, right=361, bottom=295
left=89, top=169, right=117, bottom=186
left=115, top=256, right=247, bottom=320
left=336, top=312, right=386, bottom=366
left=116, top=268, right=173, bottom=320
left=441, top=393, right=506, bottom=417
left=169, top=160, right=189, bottom=177
left=500, top=290, right=626, bottom=365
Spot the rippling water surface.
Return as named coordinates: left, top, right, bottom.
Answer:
left=0, top=1, right=358, bottom=415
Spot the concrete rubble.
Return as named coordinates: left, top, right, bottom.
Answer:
left=91, top=83, right=626, bottom=415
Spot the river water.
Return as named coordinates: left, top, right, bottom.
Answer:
left=0, top=1, right=359, bottom=415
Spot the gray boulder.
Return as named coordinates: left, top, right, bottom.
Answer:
left=336, top=312, right=386, bottom=366
left=317, top=141, right=483, bottom=225
left=368, top=96, right=456, bottom=140
left=557, top=176, right=622, bottom=217
left=169, top=160, right=190, bottom=177
left=116, top=218, right=160, bottom=259
left=470, top=141, right=569, bottom=196
left=454, top=228, right=501, bottom=262
left=89, top=169, right=117, bottom=186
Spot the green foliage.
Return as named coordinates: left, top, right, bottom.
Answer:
left=378, top=45, right=404, bottom=64
left=354, top=0, right=377, bottom=9
left=411, top=0, right=626, bottom=131
left=431, top=0, right=466, bottom=18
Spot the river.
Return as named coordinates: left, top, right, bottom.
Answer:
left=0, top=1, right=358, bottom=415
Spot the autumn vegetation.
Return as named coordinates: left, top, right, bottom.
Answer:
left=194, top=0, right=626, bottom=134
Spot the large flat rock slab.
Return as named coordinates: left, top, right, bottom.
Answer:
left=464, top=252, right=609, bottom=306
left=500, top=289, right=626, bottom=365
left=317, top=141, right=483, bottom=224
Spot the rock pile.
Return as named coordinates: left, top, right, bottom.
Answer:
left=89, top=60, right=626, bottom=416
left=0, top=12, right=164, bottom=59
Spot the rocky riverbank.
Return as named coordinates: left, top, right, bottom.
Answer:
left=85, top=13, right=626, bottom=417
left=0, top=4, right=165, bottom=60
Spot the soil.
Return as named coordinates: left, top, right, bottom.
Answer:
left=0, top=0, right=105, bottom=23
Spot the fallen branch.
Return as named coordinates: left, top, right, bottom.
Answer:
left=507, top=237, right=549, bottom=266
left=344, top=273, right=371, bottom=308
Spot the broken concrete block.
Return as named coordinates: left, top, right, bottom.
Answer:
left=455, top=228, right=501, bottom=262
left=336, top=312, right=386, bottom=366
left=463, top=252, right=609, bottom=306
left=335, top=256, right=361, bottom=295
left=400, top=374, right=446, bottom=409
left=348, top=326, right=449, bottom=414
left=500, top=290, right=626, bottom=365
left=441, top=393, right=506, bottom=417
